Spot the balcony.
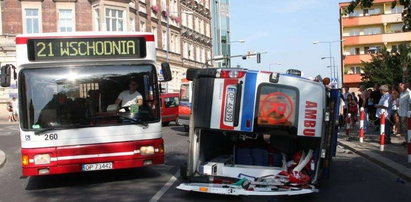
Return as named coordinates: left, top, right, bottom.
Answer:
left=343, top=74, right=363, bottom=85
left=342, top=13, right=401, bottom=27
left=343, top=32, right=411, bottom=46
left=343, top=54, right=373, bottom=65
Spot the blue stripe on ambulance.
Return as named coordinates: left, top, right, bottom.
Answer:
left=240, top=72, right=257, bottom=132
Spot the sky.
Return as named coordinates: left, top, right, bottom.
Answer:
left=229, top=0, right=343, bottom=80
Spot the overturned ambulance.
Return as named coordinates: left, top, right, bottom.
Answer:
left=177, top=68, right=340, bottom=196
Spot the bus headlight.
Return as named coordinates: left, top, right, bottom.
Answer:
left=140, top=146, right=155, bottom=155
left=34, top=154, right=51, bottom=165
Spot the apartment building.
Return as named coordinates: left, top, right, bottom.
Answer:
left=339, top=0, right=409, bottom=89
left=0, top=0, right=212, bottom=95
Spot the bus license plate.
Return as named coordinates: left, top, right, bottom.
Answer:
left=82, top=162, right=113, bottom=171
left=224, top=87, right=236, bottom=123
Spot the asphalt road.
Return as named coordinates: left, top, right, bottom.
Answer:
left=1, top=123, right=411, bottom=202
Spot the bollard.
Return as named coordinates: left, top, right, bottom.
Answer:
left=346, top=113, right=352, bottom=136
left=380, top=113, right=385, bottom=152
left=359, top=107, right=365, bottom=143
left=408, top=111, right=411, bottom=163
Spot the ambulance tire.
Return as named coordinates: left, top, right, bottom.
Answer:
left=180, top=163, right=188, bottom=182
left=184, top=125, right=189, bottom=132
left=162, top=122, right=170, bottom=126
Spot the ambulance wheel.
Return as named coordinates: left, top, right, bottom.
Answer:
left=183, top=125, right=189, bottom=132
left=162, top=122, right=170, bottom=126
left=180, top=163, right=188, bottom=182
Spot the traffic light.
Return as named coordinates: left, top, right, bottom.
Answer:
left=257, top=53, right=261, bottom=63
left=242, top=55, right=247, bottom=60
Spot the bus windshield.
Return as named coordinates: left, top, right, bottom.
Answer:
left=19, top=64, right=160, bottom=130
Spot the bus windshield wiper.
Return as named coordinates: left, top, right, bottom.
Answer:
left=34, top=125, right=82, bottom=135
left=119, top=116, right=149, bottom=129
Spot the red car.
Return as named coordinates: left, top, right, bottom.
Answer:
left=160, top=93, right=180, bottom=126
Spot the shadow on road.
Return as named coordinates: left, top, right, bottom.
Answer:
left=25, top=166, right=161, bottom=190
left=168, top=126, right=187, bottom=136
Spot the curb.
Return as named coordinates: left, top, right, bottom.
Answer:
left=338, top=140, right=411, bottom=183
left=0, top=150, right=6, bottom=168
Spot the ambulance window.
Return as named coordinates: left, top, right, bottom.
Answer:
left=256, top=84, right=298, bottom=128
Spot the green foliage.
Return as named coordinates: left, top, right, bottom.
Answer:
left=361, top=44, right=411, bottom=87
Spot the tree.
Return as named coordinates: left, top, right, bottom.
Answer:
left=361, top=44, right=411, bottom=87
left=343, top=0, right=411, bottom=31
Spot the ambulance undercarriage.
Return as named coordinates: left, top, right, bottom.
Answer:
left=177, top=68, right=339, bottom=196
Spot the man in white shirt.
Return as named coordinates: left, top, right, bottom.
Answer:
left=115, top=80, right=143, bottom=108
left=375, top=85, right=393, bottom=144
left=398, top=82, right=411, bottom=138
left=342, top=87, right=350, bottom=117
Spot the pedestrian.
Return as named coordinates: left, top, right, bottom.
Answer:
left=359, top=85, right=369, bottom=132
left=11, top=97, right=18, bottom=121
left=6, top=102, right=14, bottom=122
left=391, top=89, right=400, bottom=136
left=370, top=84, right=382, bottom=129
left=375, top=85, right=393, bottom=144
left=398, top=82, right=411, bottom=141
left=352, top=92, right=359, bottom=103
left=347, top=94, right=358, bottom=124
left=342, top=87, right=350, bottom=118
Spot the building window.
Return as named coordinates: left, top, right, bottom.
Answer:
left=348, top=9, right=360, bottom=17
left=130, top=17, right=136, bottom=32
left=140, top=20, right=146, bottom=32
left=368, top=46, right=381, bottom=54
left=183, top=42, right=188, bottom=58
left=170, top=33, right=175, bottom=52
left=389, top=23, right=403, bottom=33
left=93, top=8, right=100, bottom=31
left=152, top=26, right=158, bottom=48
left=182, top=11, right=187, bottom=26
left=391, top=44, right=400, bottom=52
left=392, top=5, right=404, bottom=14
left=196, top=46, right=200, bottom=62
left=162, top=30, right=167, bottom=49
left=364, top=27, right=381, bottom=35
left=25, top=8, right=40, bottom=33
left=58, top=9, right=74, bottom=32
left=188, top=14, right=193, bottom=29
left=347, top=67, right=363, bottom=75
left=349, top=47, right=360, bottom=55
left=106, top=8, right=124, bottom=31
left=189, top=43, right=194, bottom=60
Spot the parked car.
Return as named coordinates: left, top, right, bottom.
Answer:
left=161, top=93, right=180, bottom=126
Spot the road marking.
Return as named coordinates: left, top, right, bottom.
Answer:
left=149, top=170, right=180, bottom=202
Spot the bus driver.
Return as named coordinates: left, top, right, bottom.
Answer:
left=115, top=79, right=143, bottom=109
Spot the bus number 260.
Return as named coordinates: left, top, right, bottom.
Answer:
left=45, top=133, right=58, bottom=141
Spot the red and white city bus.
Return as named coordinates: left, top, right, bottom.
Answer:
left=0, top=32, right=172, bottom=176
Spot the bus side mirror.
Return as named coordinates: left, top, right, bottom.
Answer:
left=1, top=64, right=12, bottom=87
left=161, top=62, right=172, bottom=82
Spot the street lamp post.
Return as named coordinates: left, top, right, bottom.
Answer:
left=224, top=40, right=245, bottom=68
left=321, top=56, right=335, bottom=80
left=313, top=40, right=343, bottom=88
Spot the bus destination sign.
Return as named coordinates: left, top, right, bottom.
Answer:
left=27, top=37, right=146, bottom=61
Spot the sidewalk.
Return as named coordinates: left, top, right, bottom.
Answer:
left=338, top=130, right=411, bottom=182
